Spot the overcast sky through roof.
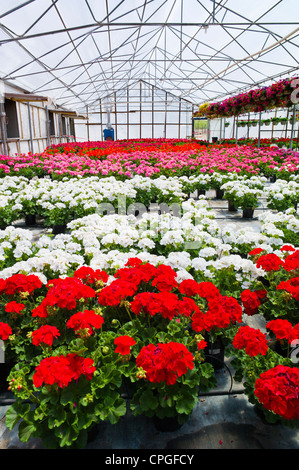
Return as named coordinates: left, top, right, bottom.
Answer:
left=0, top=0, right=298, bottom=114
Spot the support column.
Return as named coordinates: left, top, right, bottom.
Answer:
left=27, top=103, right=34, bottom=153
left=0, top=102, right=8, bottom=155
left=257, top=112, right=262, bottom=148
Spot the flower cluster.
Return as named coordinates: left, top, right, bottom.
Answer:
left=232, top=325, right=268, bottom=357
left=136, top=342, right=194, bottom=385
left=33, top=353, right=96, bottom=389
left=254, top=365, right=299, bottom=420
left=198, top=77, right=299, bottom=118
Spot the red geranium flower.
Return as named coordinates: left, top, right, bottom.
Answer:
left=97, top=279, right=137, bottom=306
left=233, top=325, right=268, bottom=356
left=31, top=325, right=60, bottom=347
left=33, top=353, right=96, bottom=389
left=248, top=247, right=264, bottom=256
left=74, top=266, right=109, bottom=286
left=45, top=277, right=96, bottom=310
left=197, top=340, right=207, bottom=350
left=284, top=250, right=299, bottom=272
left=196, top=281, right=220, bottom=301
left=0, top=322, right=12, bottom=340
left=5, top=301, right=25, bottom=315
left=67, top=310, right=104, bottom=336
left=277, top=277, right=299, bottom=300
left=151, top=265, right=178, bottom=292
left=114, top=335, right=136, bottom=355
left=256, top=253, right=284, bottom=272
left=241, top=290, right=262, bottom=316
left=178, top=279, right=200, bottom=297
left=136, top=342, right=194, bottom=385
left=266, top=319, right=297, bottom=343
left=254, top=365, right=299, bottom=420
left=281, top=245, right=295, bottom=252
left=0, top=273, right=42, bottom=295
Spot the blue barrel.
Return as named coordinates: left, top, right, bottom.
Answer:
left=103, top=128, right=114, bottom=141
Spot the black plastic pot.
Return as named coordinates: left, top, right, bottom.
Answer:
left=25, top=214, right=36, bottom=226
left=204, top=339, right=225, bottom=370
left=52, top=224, right=67, bottom=234
left=215, top=189, right=224, bottom=199
left=228, top=200, right=237, bottom=212
left=152, top=415, right=184, bottom=432
left=242, top=208, right=254, bottom=219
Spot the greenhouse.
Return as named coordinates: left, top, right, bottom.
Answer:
left=0, top=0, right=299, bottom=453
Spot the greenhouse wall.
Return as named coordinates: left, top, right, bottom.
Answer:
left=76, top=80, right=195, bottom=142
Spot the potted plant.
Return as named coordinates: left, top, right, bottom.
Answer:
left=2, top=261, right=222, bottom=446
left=227, top=324, right=297, bottom=426
left=221, top=181, right=263, bottom=219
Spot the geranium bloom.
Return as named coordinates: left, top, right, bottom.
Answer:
left=283, top=250, right=299, bottom=272
left=5, top=301, right=25, bottom=315
left=178, top=297, right=201, bottom=317
left=0, top=322, right=12, bottom=340
left=197, top=340, right=207, bottom=350
left=45, top=277, right=96, bottom=310
left=67, top=310, right=104, bottom=336
left=233, top=325, right=268, bottom=356
left=254, top=365, right=299, bottom=420
left=196, top=281, right=220, bottom=301
left=131, top=291, right=181, bottom=320
left=73, top=266, right=109, bottom=286
left=240, top=289, right=265, bottom=315
left=266, top=319, right=297, bottom=343
left=178, top=279, right=200, bottom=297
left=281, top=245, right=296, bottom=252
left=151, top=265, right=177, bottom=292
left=0, top=273, right=42, bottom=295
left=97, top=279, right=137, bottom=306
left=136, top=342, right=194, bottom=385
left=114, top=335, right=136, bottom=355
left=256, top=253, right=284, bottom=272
left=31, top=325, right=60, bottom=347
left=33, top=353, right=96, bottom=389
left=248, top=247, right=264, bottom=256
left=277, top=277, right=299, bottom=301
left=191, top=294, right=242, bottom=333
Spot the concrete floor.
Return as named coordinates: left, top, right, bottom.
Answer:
left=0, top=190, right=298, bottom=450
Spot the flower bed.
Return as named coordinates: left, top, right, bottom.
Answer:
left=0, top=138, right=299, bottom=448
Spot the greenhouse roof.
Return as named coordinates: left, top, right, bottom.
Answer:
left=0, top=0, right=298, bottom=113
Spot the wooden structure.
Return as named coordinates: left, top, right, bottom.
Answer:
left=0, top=80, right=87, bottom=156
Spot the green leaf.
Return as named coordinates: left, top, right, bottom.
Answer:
left=6, top=404, right=22, bottom=430
left=139, top=390, right=158, bottom=412
left=18, top=420, right=37, bottom=443
left=106, top=399, right=126, bottom=425
left=55, top=422, right=79, bottom=448
left=48, top=407, right=67, bottom=429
